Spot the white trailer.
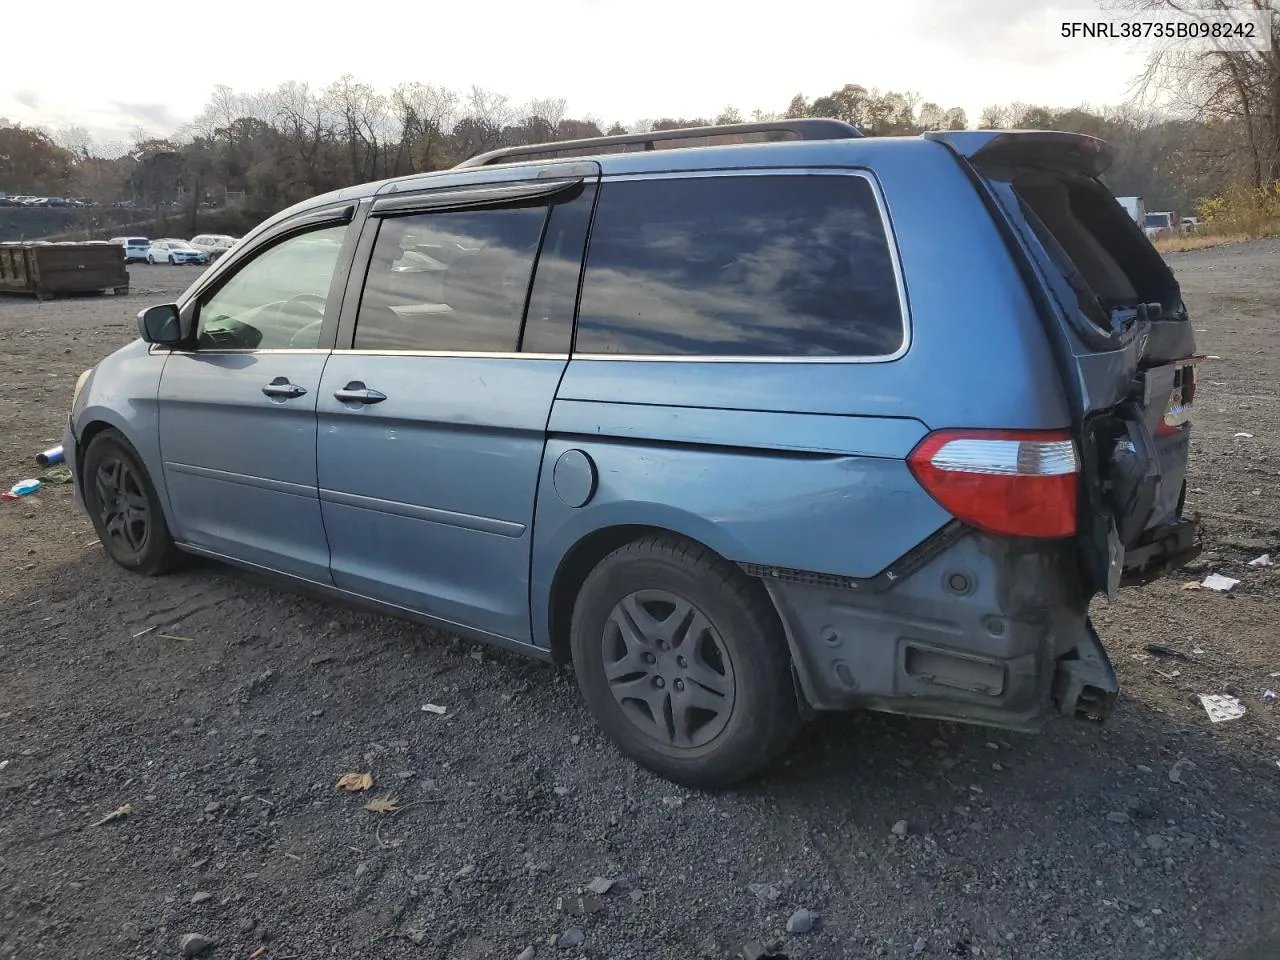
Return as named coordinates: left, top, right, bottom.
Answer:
left=1116, top=196, right=1145, bottom=224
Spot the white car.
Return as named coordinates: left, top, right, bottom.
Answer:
left=146, top=239, right=208, bottom=266
left=109, top=236, right=151, bottom=263
left=189, top=233, right=239, bottom=261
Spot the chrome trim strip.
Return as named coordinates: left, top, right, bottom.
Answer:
left=319, top=488, right=526, bottom=538
left=583, top=166, right=911, bottom=364
left=166, top=348, right=332, bottom=356
left=336, top=350, right=568, bottom=360
left=568, top=353, right=894, bottom=364
left=165, top=462, right=316, bottom=498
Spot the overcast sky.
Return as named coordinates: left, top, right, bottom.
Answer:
left=3, top=0, right=1154, bottom=146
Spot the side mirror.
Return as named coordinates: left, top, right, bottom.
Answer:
left=137, top=303, right=183, bottom=345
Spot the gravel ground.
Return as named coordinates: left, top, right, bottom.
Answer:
left=1, top=254, right=1278, bottom=960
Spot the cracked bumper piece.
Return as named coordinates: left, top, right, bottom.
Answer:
left=64, top=416, right=83, bottom=510
left=759, top=530, right=1114, bottom=733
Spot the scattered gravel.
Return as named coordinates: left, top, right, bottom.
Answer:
left=2, top=254, right=1280, bottom=958
left=179, top=933, right=212, bottom=957
left=786, top=908, right=816, bottom=934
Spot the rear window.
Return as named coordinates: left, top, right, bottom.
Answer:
left=574, top=174, right=905, bottom=358
left=1011, top=175, right=1176, bottom=325
left=128, top=238, right=148, bottom=246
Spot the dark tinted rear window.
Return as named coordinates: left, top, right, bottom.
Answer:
left=574, top=174, right=904, bottom=357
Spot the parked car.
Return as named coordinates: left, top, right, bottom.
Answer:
left=1181, top=216, right=1200, bottom=234
left=189, top=234, right=239, bottom=261
left=1143, top=211, right=1177, bottom=239
left=109, top=236, right=151, bottom=263
left=65, top=120, right=1202, bottom=788
left=146, top=239, right=208, bottom=266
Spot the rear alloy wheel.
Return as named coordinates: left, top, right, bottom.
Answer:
left=82, top=429, right=179, bottom=576
left=570, top=535, right=799, bottom=789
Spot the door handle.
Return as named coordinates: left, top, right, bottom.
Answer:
left=333, top=381, right=387, bottom=405
left=261, top=377, right=307, bottom=399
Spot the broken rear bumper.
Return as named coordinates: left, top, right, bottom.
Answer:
left=1121, top=517, right=1201, bottom=586
left=755, top=525, right=1119, bottom=733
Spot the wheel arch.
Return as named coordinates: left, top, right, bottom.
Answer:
left=544, top=523, right=786, bottom=670
left=75, top=412, right=177, bottom=530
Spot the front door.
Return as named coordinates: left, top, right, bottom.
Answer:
left=157, top=220, right=353, bottom=582
left=317, top=174, right=597, bottom=641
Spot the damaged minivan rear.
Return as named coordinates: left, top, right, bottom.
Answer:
left=718, top=129, right=1203, bottom=781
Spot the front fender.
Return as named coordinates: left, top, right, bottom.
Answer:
left=71, top=341, right=171, bottom=526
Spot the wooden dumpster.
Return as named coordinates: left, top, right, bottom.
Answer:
left=0, top=241, right=129, bottom=299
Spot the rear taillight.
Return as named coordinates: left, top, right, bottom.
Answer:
left=1157, top=358, right=1201, bottom=436
left=908, top=430, right=1079, bottom=539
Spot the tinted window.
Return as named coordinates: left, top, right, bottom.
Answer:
left=575, top=175, right=904, bottom=357
left=521, top=184, right=596, bottom=354
left=353, top=206, right=547, bottom=353
left=197, top=224, right=346, bottom=350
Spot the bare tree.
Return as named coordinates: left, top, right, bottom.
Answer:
left=53, top=124, right=95, bottom=159
left=1112, top=0, right=1279, bottom=187
left=452, top=85, right=515, bottom=159
left=322, top=74, right=391, bottom=181
left=391, top=82, right=459, bottom=173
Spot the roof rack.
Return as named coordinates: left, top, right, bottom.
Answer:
left=453, top=118, right=862, bottom=169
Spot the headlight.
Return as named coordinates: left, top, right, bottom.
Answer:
left=72, top=368, right=93, bottom=409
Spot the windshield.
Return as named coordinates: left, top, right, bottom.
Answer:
left=1143, top=213, right=1171, bottom=228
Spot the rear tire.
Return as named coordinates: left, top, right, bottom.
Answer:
left=82, top=429, right=180, bottom=576
left=569, top=535, right=800, bottom=789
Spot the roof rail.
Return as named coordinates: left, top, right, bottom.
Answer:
left=453, top=118, right=862, bottom=169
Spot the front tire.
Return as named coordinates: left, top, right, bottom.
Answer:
left=569, top=535, right=800, bottom=789
left=82, top=429, right=180, bottom=576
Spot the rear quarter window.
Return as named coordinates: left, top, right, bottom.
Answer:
left=574, top=173, right=905, bottom=358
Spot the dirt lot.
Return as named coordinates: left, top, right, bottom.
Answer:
left=1, top=253, right=1278, bottom=960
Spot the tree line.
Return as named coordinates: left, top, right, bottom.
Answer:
left=2, top=4, right=1276, bottom=237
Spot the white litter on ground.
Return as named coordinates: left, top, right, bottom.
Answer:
left=1248, top=554, right=1273, bottom=568
left=1202, top=573, right=1240, bottom=592
left=421, top=703, right=448, bottom=715
left=1233, top=432, right=1254, bottom=439
left=1198, top=694, right=1247, bottom=723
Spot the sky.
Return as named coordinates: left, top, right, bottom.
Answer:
left=1, top=0, right=1160, bottom=148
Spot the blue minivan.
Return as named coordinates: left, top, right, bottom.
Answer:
left=66, top=120, right=1201, bottom=787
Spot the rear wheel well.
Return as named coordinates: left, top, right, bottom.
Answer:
left=546, top=524, right=785, bottom=669
left=549, top=525, right=658, bottom=665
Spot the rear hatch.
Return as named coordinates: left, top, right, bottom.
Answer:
left=925, top=131, right=1201, bottom=596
